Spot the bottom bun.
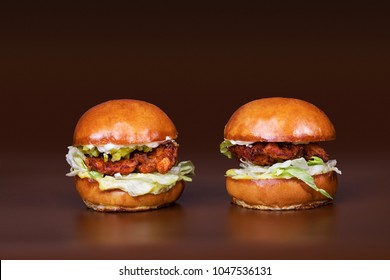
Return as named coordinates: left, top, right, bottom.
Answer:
left=226, top=171, right=337, bottom=210
left=75, top=177, right=185, bottom=212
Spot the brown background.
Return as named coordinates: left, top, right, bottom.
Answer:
left=1, top=2, right=390, bottom=259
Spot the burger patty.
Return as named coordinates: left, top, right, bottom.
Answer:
left=229, top=142, right=329, bottom=166
left=85, top=141, right=178, bottom=175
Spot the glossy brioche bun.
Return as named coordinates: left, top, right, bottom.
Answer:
left=75, top=177, right=185, bottom=212
left=226, top=171, right=337, bottom=210
left=224, top=97, right=335, bottom=143
left=73, top=99, right=177, bottom=146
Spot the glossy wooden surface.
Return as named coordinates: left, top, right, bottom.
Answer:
left=1, top=153, right=389, bottom=259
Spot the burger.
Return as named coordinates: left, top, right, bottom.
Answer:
left=66, top=99, right=194, bottom=212
left=220, top=97, right=341, bottom=210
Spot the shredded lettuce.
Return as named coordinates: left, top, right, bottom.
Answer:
left=65, top=146, right=194, bottom=196
left=226, top=156, right=341, bottom=199
left=220, top=140, right=234, bottom=158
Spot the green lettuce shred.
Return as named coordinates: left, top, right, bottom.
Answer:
left=226, top=156, right=341, bottom=199
left=65, top=146, right=194, bottom=196
left=220, top=140, right=234, bottom=158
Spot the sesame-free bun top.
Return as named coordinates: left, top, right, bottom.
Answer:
left=73, top=99, right=178, bottom=145
left=224, top=97, right=335, bottom=143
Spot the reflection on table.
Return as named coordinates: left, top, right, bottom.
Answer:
left=76, top=204, right=186, bottom=245
left=227, top=204, right=337, bottom=245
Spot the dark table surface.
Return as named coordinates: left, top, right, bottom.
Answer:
left=1, top=151, right=389, bottom=260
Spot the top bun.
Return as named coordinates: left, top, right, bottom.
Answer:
left=224, top=97, right=335, bottom=143
left=73, top=99, right=177, bottom=145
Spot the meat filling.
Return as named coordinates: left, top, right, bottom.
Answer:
left=85, top=141, right=178, bottom=175
left=229, top=142, right=329, bottom=166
